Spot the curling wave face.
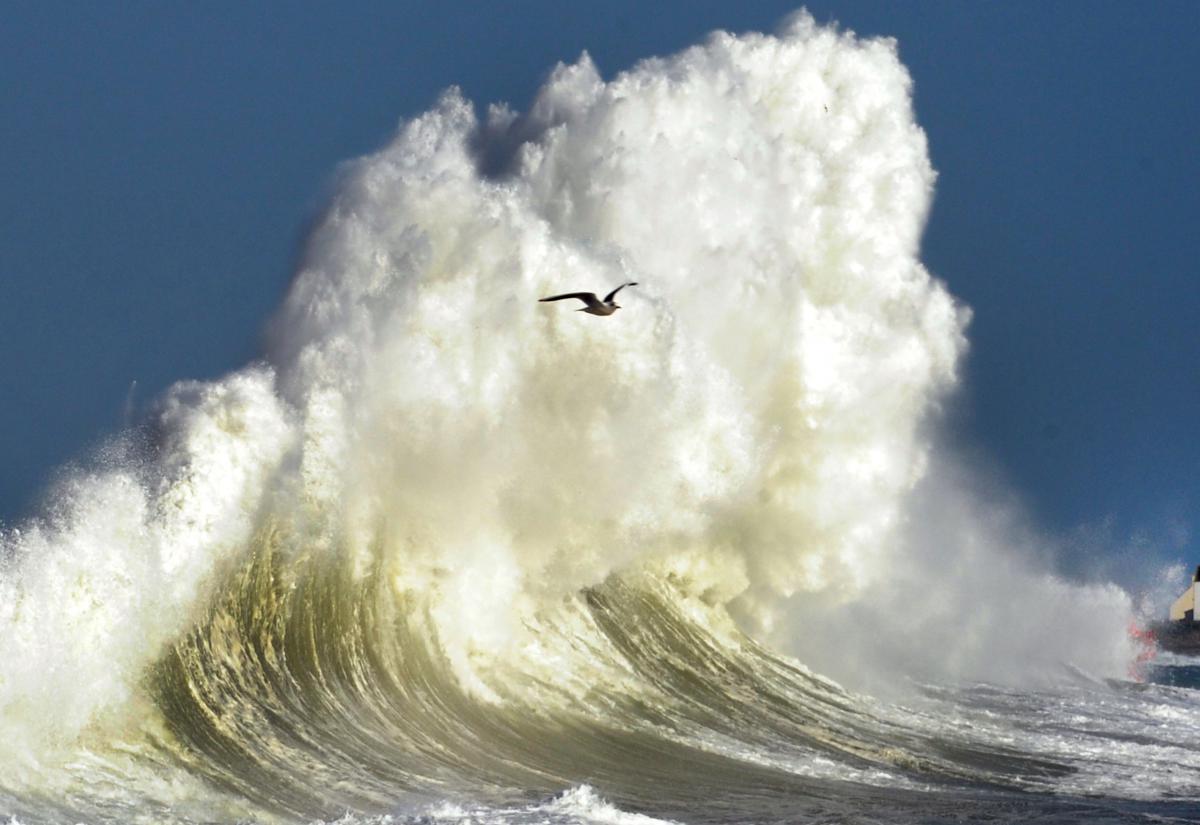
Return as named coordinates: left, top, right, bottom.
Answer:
left=0, top=13, right=1170, bottom=824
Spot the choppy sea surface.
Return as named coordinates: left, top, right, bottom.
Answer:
left=3, top=571, right=1198, bottom=825
left=296, top=649, right=1200, bottom=825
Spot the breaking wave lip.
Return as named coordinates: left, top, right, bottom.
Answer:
left=0, top=10, right=1181, bottom=825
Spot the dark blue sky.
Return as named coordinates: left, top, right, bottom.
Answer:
left=2, top=2, right=1196, bottom=578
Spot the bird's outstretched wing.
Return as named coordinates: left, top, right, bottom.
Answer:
left=539, top=291, right=602, bottom=309
left=603, top=281, right=638, bottom=303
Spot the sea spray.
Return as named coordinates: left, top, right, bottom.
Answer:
left=266, top=12, right=965, bottom=678
left=0, top=13, right=1150, bottom=823
left=0, top=370, right=292, bottom=777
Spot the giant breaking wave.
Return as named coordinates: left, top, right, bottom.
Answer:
left=0, top=13, right=1140, bottom=823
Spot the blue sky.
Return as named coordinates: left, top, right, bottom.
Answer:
left=1, top=2, right=1196, bottom=580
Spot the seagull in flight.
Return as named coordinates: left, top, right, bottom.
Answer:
left=538, top=282, right=638, bottom=316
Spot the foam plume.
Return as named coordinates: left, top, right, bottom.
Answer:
left=0, top=13, right=1135, bottom=791
left=269, top=14, right=964, bottom=645
left=0, top=370, right=292, bottom=771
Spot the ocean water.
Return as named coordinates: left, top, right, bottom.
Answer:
left=1147, top=651, right=1200, bottom=691
left=2, top=13, right=1197, bottom=824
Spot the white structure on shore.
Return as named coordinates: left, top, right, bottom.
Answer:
left=1169, top=566, right=1200, bottom=622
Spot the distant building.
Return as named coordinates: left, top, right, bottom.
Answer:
left=1169, top=566, right=1200, bottom=622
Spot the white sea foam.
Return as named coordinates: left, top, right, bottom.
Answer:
left=263, top=12, right=966, bottom=691
left=0, top=12, right=1138, bottom=796
left=0, top=369, right=293, bottom=779
left=317, top=786, right=679, bottom=825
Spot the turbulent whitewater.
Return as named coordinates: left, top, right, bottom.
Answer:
left=2, top=13, right=1197, bottom=824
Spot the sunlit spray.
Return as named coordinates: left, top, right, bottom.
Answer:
left=0, top=13, right=1153, bottom=822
